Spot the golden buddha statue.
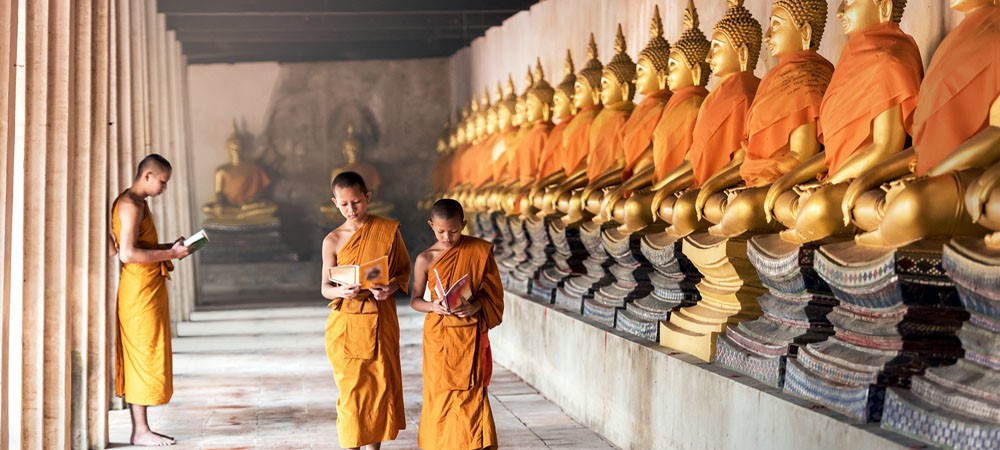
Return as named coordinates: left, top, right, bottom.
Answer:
left=498, top=67, right=538, bottom=215
left=619, top=0, right=712, bottom=233
left=202, top=124, right=278, bottom=224
left=763, top=0, right=923, bottom=244
left=485, top=77, right=520, bottom=214
left=529, top=50, right=577, bottom=217
left=841, top=0, right=1000, bottom=248
left=512, top=59, right=556, bottom=217
left=322, top=125, right=393, bottom=220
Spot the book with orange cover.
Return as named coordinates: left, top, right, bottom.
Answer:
left=328, top=255, right=389, bottom=290
left=433, top=269, right=471, bottom=312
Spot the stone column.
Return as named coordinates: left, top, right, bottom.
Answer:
left=0, top=0, right=18, bottom=447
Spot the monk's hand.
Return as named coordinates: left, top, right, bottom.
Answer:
left=331, top=283, right=362, bottom=299
left=452, top=300, right=481, bottom=318
left=431, top=300, right=452, bottom=316
left=171, top=239, right=191, bottom=260
left=369, top=283, right=397, bottom=301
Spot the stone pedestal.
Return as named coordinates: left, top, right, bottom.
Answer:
left=198, top=260, right=321, bottom=305
left=554, top=223, right=613, bottom=314
left=660, top=233, right=765, bottom=362
left=473, top=212, right=498, bottom=244
left=200, top=219, right=299, bottom=264
left=494, top=212, right=516, bottom=262
left=498, top=216, right=530, bottom=291
left=881, top=237, right=1000, bottom=446
left=509, top=218, right=554, bottom=297
left=531, top=221, right=586, bottom=304
left=714, top=235, right=838, bottom=388
left=614, top=232, right=701, bottom=342
left=782, top=240, right=966, bottom=422
left=583, top=229, right=654, bottom=328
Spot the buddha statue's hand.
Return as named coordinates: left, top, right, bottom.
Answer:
left=967, top=162, right=1000, bottom=222
left=651, top=188, right=671, bottom=221
left=603, top=187, right=625, bottom=221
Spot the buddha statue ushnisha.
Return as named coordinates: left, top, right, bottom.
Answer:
left=649, top=0, right=762, bottom=236
left=530, top=49, right=577, bottom=217
left=620, top=0, right=712, bottom=233
left=842, top=0, right=1000, bottom=248
left=691, top=0, right=834, bottom=238
left=322, top=125, right=393, bottom=220
left=763, top=0, right=923, bottom=244
left=593, top=6, right=674, bottom=225
left=202, top=123, right=278, bottom=223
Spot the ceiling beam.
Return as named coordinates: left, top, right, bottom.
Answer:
left=159, top=0, right=537, bottom=14
left=183, top=39, right=467, bottom=64
left=175, top=28, right=488, bottom=44
left=166, top=13, right=509, bottom=32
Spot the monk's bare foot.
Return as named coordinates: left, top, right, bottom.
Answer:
left=131, top=430, right=175, bottom=446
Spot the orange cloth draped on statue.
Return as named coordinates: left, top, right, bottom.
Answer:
left=820, top=22, right=923, bottom=175
left=472, top=134, right=499, bottom=187
left=688, top=72, right=760, bottom=186
left=561, top=105, right=602, bottom=176
left=740, top=50, right=833, bottom=187
left=325, top=216, right=411, bottom=448
left=652, top=85, right=708, bottom=182
left=111, top=192, right=174, bottom=406
left=220, top=163, right=271, bottom=204
left=418, top=236, right=504, bottom=450
left=449, top=144, right=470, bottom=188
left=490, top=127, right=518, bottom=183
left=913, top=6, right=1000, bottom=175
left=586, top=102, right=634, bottom=182
left=622, top=89, right=672, bottom=179
left=513, top=122, right=553, bottom=183
left=536, top=118, right=570, bottom=179
left=460, top=140, right=483, bottom=186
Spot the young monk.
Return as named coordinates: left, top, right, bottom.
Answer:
left=111, top=154, right=190, bottom=446
left=411, top=199, right=504, bottom=450
left=321, top=171, right=411, bottom=450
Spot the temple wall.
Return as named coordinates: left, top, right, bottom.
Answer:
left=449, top=0, right=964, bottom=109
left=491, top=293, right=924, bottom=450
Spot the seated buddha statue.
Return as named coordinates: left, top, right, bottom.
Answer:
left=418, top=122, right=452, bottom=211
left=511, top=60, right=557, bottom=217
left=484, top=78, right=520, bottom=213
left=468, top=87, right=501, bottom=213
left=592, top=6, right=674, bottom=225
left=202, top=125, right=278, bottom=223
left=498, top=67, right=537, bottom=215
left=691, top=0, right=834, bottom=238
left=454, top=97, right=485, bottom=209
left=528, top=50, right=577, bottom=217
left=648, top=0, right=762, bottom=236
left=764, top=0, right=923, bottom=244
left=842, top=0, right=999, bottom=248
left=322, top=125, right=393, bottom=220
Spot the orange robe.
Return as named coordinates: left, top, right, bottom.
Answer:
left=561, top=105, right=602, bottom=176
left=514, top=121, right=554, bottom=183
left=688, top=72, right=760, bottom=186
left=325, top=216, right=411, bottom=448
left=112, top=192, right=173, bottom=406
left=432, top=152, right=453, bottom=193
left=473, top=134, right=499, bottom=187
left=913, top=6, right=1000, bottom=175
left=622, top=89, right=672, bottom=179
left=820, top=23, right=923, bottom=175
left=586, top=102, right=634, bottom=182
left=220, top=162, right=271, bottom=204
left=652, top=85, right=708, bottom=182
left=490, top=127, right=518, bottom=183
left=418, top=236, right=504, bottom=450
left=449, top=144, right=470, bottom=188
left=536, top=118, right=570, bottom=178
left=740, top=50, right=833, bottom=187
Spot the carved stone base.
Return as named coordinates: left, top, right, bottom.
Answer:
left=584, top=229, right=654, bottom=328
left=881, top=237, right=1000, bottom=446
left=493, top=212, right=515, bottom=262
left=200, top=219, right=298, bottom=264
left=531, top=223, right=585, bottom=304
left=782, top=240, right=966, bottom=422
left=714, top=235, right=838, bottom=388
left=497, top=216, right=529, bottom=287
left=554, top=223, right=613, bottom=314
left=509, top=218, right=555, bottom=297
left=660, top=233, right=765, bottom=362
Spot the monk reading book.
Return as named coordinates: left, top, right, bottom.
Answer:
left=329, top=255, right=389, bottom=290
left=320, top=171, right=411, bottom=450
left=411, top=199, right=504, bottom=450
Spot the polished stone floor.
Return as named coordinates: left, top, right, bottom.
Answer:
left=109, top=302, right=615, bottom=449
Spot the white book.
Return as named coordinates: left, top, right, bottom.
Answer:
left=183, top=229, right=210, bottom=254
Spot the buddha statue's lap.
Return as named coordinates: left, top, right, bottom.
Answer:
left=203, top=125, right=278, bottom=224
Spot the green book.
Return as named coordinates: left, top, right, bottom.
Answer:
left=183, top=229, right=210, bottom=254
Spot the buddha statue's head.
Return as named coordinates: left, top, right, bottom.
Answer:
left=226, top=124, right=243, bottom=165
left=576, top=33, right=603, bottom=110
left=949, top=0, right=996, bottom=14
left=767, top=0, right=827, bottom=58
left=487, top=83, right=502, bottom=135
left=342, top=125, right=361, bottom=164
left=465, top=99, right=478, bottom=141
left=527, top=58, right=555, bottom=123
left=601, top=24, right=637, bottom=106
left=448, top=127, right=458, bottom=151
left=554, top=49, right=577, bottom=119
left=514, top=67, right=534, bottom=127
left=669, top=0, right=712, bottom=90
left=475, top=89, right=490, bottom=138
left=709, top=0, right=763, bottom=78
left=836, top=0, right=907, bottom=34
left=636, top=5, right=671, bottom=94
left=456, top=107, right=469, bottom=145
left=498, top=75, right=518, bottom=130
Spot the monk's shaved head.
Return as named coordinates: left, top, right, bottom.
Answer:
left=331, top=171, right=369, bottom=196
left=135, top=154, right=172, bottom=180
left=431, top=198, right=465, bottom=221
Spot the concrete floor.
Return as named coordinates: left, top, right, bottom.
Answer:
left=109, top=302, right=615, bottom=449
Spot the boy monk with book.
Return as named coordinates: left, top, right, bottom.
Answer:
left=321, top=171, right=411, bottom=450
left=411, top=199, right=504, bottom=450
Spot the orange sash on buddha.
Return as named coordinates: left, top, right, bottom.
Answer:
left=740, top=50, right=833, bottom=187
left=586, top=102, right=634, bottom=182
left=325, top=216, right=411, bottom=448
left=490, top=127, right=518, bottom=183
left=913, top=6, right=1000, bottom=175
left=473, top=134, right=499, bottom=187
left=449, top=144, right=469, bottom=188
left=431, top=152, right=452, bottom=192
left=689, top=72, right=760, bottom=186
left=652, top=85, right=708, bottom=182
left=561, top=105, right=602, bottom=176
left=622, top=89, right=672, bottom=179
left=820, top=23, right=923, bottom=175
left=503, top=126, right=531, bottom=182
left=418, top=236, right=504, bottom=450
left=514, top=122, right=553, bottom=183
left=536, top=118, right=569, bottom=179
left=221, top=163, right=271, bottom=204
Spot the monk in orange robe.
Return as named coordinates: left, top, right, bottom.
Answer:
left=111, top=154, right=191, bottom=447
left=622, top=89, right=672, bottom=180
left=560, top=104, right=602, bottom=176
left=652, top=85, right=708, bottom=182
left=321, top=171, right=411, bottom=450
left=412, top=199, right=504, bottom=450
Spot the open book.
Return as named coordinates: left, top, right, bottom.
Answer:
left=433, top=269, right=472, bottom=312
left=182, top=229, right=209, bottom=257
left=329, top=255, right=389, bottom=290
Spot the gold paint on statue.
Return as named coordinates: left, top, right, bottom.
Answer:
left=202, top=123, right=278, bottom=223
left=322, top=125, right=393, bottom=220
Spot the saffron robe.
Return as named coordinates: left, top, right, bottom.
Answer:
left=913, top=6, right=1000, bottom=175
left=112, top=192, right=173, bottom=406
left=536, top=118, right=570, bottom=179
left=652, top=85, right=708, bottom=182
left=820, top=22, right=923, bottom=175
left=622, top=89, right=672, bottom=179
left=449, top=144, right=470, bottom=188
left=490, top=127, right=519, bottom=183
left=586, top=101, right=634, bottom=182
left=418, top=236, right=504, bottom=450
left=472, top=134, right=499, bottom=187
left=740, top=50, right=833, bottom=187
left=325, top=216, right=411, bottom=448
left=561, top=105, right=602, bottom=176
left=688, top=72, right=760, bottom=186
left=513, top=121, right=554, bottom=183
